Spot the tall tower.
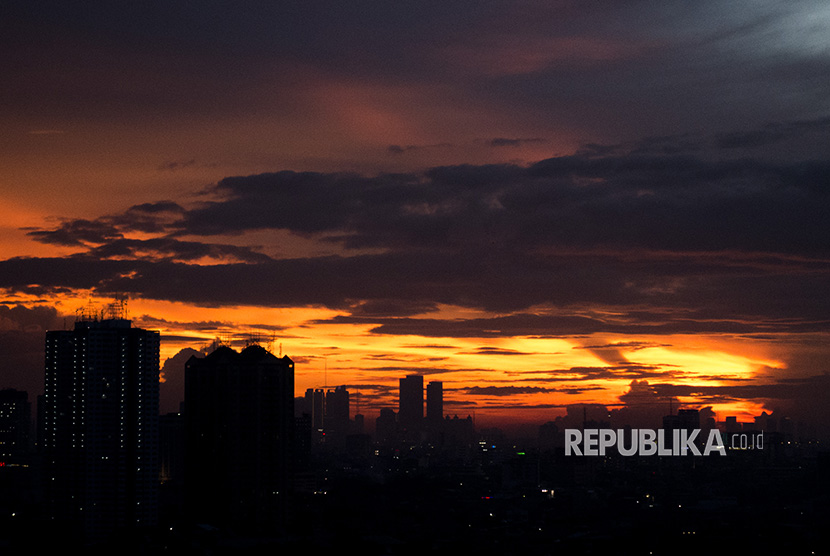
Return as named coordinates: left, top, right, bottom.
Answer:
left=426, top=381, right=443, bottom=425
left=184, top=344, right=294, bottom=531
left=398, top=375, right=423, bottom=439
left=426, top=381, right=444, bottom=441
left=325, top=386, right=350, bottom=443
left=42, top=307, right=160, bottom=543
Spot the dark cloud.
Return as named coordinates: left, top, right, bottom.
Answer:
left=347, top=299, right=438, bottom=318
left=648, top=375, right=830, bottom=406
left=173, top=146, right=830, bottom=260
left=0, top=304, right=65, bottom=332
left=27, top=201, right=185, bottom=245
left=26, top=219, right=123, bottom=247
left=9, top=121, right=830, bottom=341
left=461, top=347, right=537, bottom=356
left=158, top=159, right=197, bottom=172
left=387, top=143, right=453, bottom=155
left=489, top=137, right=546, bottom=147
left=576, top=341, right=671, bottom=351
left=2, top=247, right=830, bottom=338
left=576, top=341, right=672, bottom=364
left=86, top=237, right=271, bottom=263
left=325, top=310, right=830, bottom=338
left=133, top=315, right=235, bottom=333
left=361, top=353, right=448, bottom=363
left=462, top=384, right=605, bottom=397
left=502, top=365, right=683, bottom=387
left=0, top=305, right=68, bottom=397
left=463, top=385, right=555, bottom=396
left=3, top=0, right=829, bottom=161
left=159, top=347, right=202, bottom=415
left=615, top=375, right=830, bottom=439
left=158, top=334, right=213, bottom=343
left=354, top=366, right=462, bottom=376
left=26, top=200, right=269, bottom=264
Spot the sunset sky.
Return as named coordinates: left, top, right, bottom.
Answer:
left=2, top=1, right=830, bottom=434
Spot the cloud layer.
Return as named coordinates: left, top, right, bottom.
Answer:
left=9, top=128, right=830, bottom=342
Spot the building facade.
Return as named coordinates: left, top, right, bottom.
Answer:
left=184, top=344, right=294, bottom=531
left=398, top=375, right=423, bottom=439
left=42, top=313, right=160, bottom=543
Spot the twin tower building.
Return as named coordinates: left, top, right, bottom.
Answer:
left=41, top=304, right=294, bottom=543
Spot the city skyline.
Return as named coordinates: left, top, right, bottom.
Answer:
left=3, top=2, right=830, bottom=435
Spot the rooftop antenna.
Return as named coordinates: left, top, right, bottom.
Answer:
left=105, top=295, right=128, bottom=321
left=244, top=330, right=264, bottom=348
left=211, top=332, right=233, bottom=352
left=76, top=299, right=99, bottom=323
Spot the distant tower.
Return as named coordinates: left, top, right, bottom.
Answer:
left=184, top=344, right=294, bottom=530
left=426, top=381, right=443, bottom=424
left=426, top=381, right=443, bottom=442
left=375, top=408, right=398, bottom=445
left=398, top=375, right=423, bottom=439
left=325, top=386, right=350, bottom=446
left=42, top=306, right=160, bottom=543
left=305, top=388, right=325, bottom=430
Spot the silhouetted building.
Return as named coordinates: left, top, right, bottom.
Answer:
left=0, top=388, right=31, bottom=463
left=426, top=381, right=443, bottom=423
left=294, top=413, right=312, bottom=471
left=538, top=421, right=559, bottom=452
left=353, top=413, right=364, bottom=435
left=42, top=311, right=160, bottom=543
left=325, top=386, right=350, bottom=443
left=426, top=381, right=444, bottom=442
left=376, top=408, right=398, bottom=445
left=445, top=415, right=475, bottom=447
left=398, top=375, right=423, bottom=439
left=159, top=412, right=184, bottom=485
left=663, top=408, right=700, bottom=431
left=305, top=388, right=325, bottom=430
left=184, top=344, right=294, bottom=531
left=159, top=411, right=184, bottom=519
left=677, top=408, right=700, bottom=429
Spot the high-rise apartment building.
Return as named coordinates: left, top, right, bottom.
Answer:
left=398, top=375, right=423, bottom=439
left=426, top=381, right=443, bottom=425
left=426, top=381, right=444, bottom=442
left=184, top=343, right=294, bottom=531
left=42, top=307, right=160, bottom=543
left=325, top=385, right=350, bottom=439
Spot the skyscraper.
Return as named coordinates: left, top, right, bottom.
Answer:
left=398, top=375, right=423, bottom=439
left=325, top=385, right=350, bottom=445
left=42, top=305, right=160, bottom=543
left=307, top=387, right=325, bottom=429
left=184, top=343, right=294, bottom=531
left=426, top=381, right=444, bottom=442
left=426, top=381, right=443, bottom=425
